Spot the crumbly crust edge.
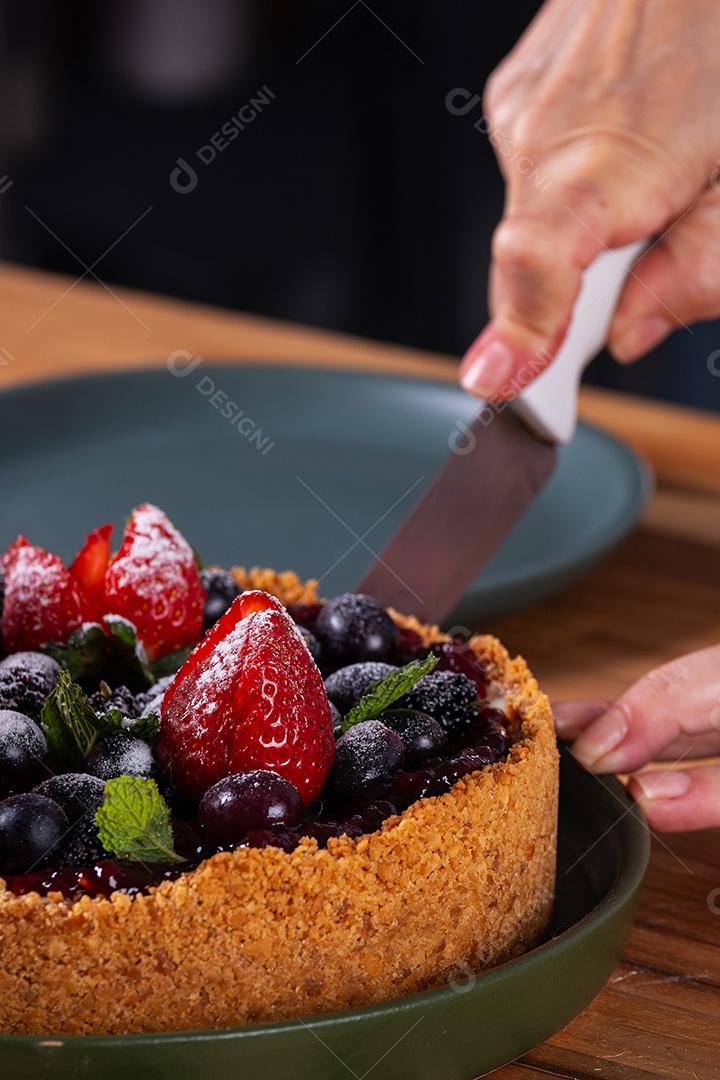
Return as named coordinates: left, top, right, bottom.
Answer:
left=0, top=569, right=559, bottom=1035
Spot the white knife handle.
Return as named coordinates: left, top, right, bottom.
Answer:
left=511, top=240, right=647, bottom=444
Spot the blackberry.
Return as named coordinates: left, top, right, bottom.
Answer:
left=0, top=652, right=61, bottom=723
left=87, top=684, right=140, bottom=720
left=400, top=670, right=481, bottom=738
left=135, top=674, right=174, bottom=718
left=61, top=817, right=106, bottom=867
left=199, top=568, right=241, bottom=632
left=315, top=594, right=398, bottom=667
left=324, top=662, right=397, bottom=716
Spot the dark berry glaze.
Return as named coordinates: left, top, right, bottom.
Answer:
left=3, top=613, right=505, bottom=901
left=3, top=704, right=510, bottom=900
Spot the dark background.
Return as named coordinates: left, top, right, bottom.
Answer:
left=1, top=0, right=719, bottom=410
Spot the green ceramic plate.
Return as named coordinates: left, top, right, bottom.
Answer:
left=0, top=746, right=650, bottom=1079
left=0, top=365, right=652, bottom=625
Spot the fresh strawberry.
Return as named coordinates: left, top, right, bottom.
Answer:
left=69, top=523, right=113, bottom=620
left=157, top=591, right=335, bottom=804
left=2, top=537, right=94, bottom=652
left=104, top=504, right=205, bottom=661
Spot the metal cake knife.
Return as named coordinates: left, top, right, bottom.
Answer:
left=356, top=241, right=646, bottom=624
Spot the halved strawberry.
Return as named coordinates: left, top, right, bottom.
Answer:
left=104, top=504, right=205, bottom=661
left=157, top=591, right=335, bottom=804
left=70, top=523, right=113, bottom=620
left=2, top=537, right=94, bottom=652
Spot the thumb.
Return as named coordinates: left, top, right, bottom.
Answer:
left=460, top=153, right=673, bottom=400
left=609, top=188, right=720, bottom=361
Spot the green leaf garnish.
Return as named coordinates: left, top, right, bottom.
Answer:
left=40, top=671, right=161, bottom=769
left=99, top=708, right=160, bottom=746
left=150, top=643, right=195, bottom=681
left=341, top=654, right=440, bottom=732
left=94, top=776, right=186, bottom=864
left=40, top=670, right=101, bottom=770
left=43, top=619, right=155, bottom=692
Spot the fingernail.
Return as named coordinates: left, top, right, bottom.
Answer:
left=552, top=699, right=609, bottom=734
left=553, top=710, right=574, bottom=736
left=460, top=337, right=515, bottom=398
left=633, top=769, right=691, bottom=801
left=612, top=315, right=672, bottom=363
left=573, top=706, right=629, bottom=771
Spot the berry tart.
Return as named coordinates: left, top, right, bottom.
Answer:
left=0, top=505, right=558, bottom=1036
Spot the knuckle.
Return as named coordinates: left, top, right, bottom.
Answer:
left=482, top=66, right=509, bottom=119
left=688, top=255, right=720, bottom=312
left=492, top=217, right=559, bottom=281
left=637, top=659, right=690, bottom=703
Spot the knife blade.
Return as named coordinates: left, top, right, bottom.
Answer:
left=356, top=240, right=646, bottom=624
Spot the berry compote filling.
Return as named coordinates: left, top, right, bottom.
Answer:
left=0, top=536, right=511, bottom=903
left=2, top=692, right=510, bottom=899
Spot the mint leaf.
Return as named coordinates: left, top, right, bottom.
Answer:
left=150, top=643, right=194, bottom=681
left=94, top=776, right=185, bottom=864
left=44, top=619, right=155, bottom=692
left=41, top=672, right=161, bottom=768
left=342, top=654, right=440, bottom=732
left=41, top=670, right=106, bottom=769
left=125, top=712, right=160, bottom=745
left=98, top=707, right=160, bottom=747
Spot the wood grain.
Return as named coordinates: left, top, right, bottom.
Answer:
left=1, top=261, right=719, bottom=1079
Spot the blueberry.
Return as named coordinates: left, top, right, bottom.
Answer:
left=199, top=770, right=304, bottom=843
left=244, top=828, right=301, bottom=853
left=0, top=710, right=48, bottom=799
left=34, top=773, right=108, bottom=869
left=0, top=652, right=60, bottom=722
left=378, top=708, right=447, bottom=766
left=34, top=773, right=106, bottom=825
left=298, top=626, right=322, bottom=666
left=329, top=701, right=344, bottom=737
left=400, top=670, right=481, bottom=738
left=0, top=793, right=69, bottom=874
left=315, top=594, right=398, bottom=667
left=85, top=733, right=156, bottom=781
left=338, top=799, right=397, bottom=838
left=199, top=568, right=241, bottom=632
left=324, top=720, right=405, bottom=808
left=324, top=661, right=397, bottom=715
left=87, top=684, right=140, bottom=720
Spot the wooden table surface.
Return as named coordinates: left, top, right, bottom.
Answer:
left=1, top=262, right=719, bottom=1078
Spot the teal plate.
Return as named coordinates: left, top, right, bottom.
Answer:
left=0, top=365, right=652, bottom=625
left=0, top=747, right=650, bottom=1079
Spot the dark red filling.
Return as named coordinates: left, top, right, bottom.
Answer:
left=4, top=707, right=509, bottom=901
left=4, top=621, right=508, bottom=901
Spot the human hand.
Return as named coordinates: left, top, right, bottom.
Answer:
left=554, top=644, right=720, bottom=831
left=460, top=0, right=720, bottom=400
